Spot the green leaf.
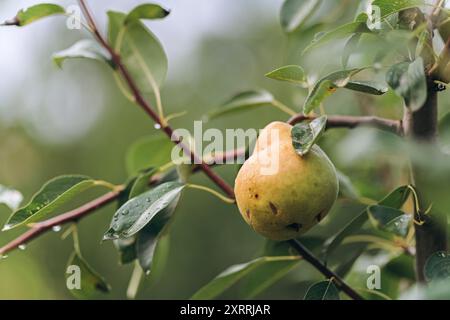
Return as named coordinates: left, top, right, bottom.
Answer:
left=239, top=241, right=300, bottom=299
left=113, top=237, right=137, bottom=265
left=126, top=135, right=174, bottom=176
left=424, top=252, right=450, bottom=282
left=191, top=255, right=299, bottom=300
left=125, top=4, right=170, bottom=24
left=3, top=175, right=97, bottom=230
left=2, top=3, right=65, bottom=26
left=336, top=170, right=359, bottom=200
left=367, top=205, right=411, bottom=237
left=439, top=112, right=450, bottom=152
left=265, top=65, right=307, bottom=85
left=0, top=185, right=23, bottom=211
left=386, top=58, right=427, bottom=111
left=280, top=0, right=322, bottom=33
left=304, top=280, right=340, bottom=300
left=291, top=115, right=327, bottom=156
left=206, top=90, right=274, bottom=120
left=372, top=0, right=424, bottom=18
left=344, top=81, right=388, bottom=95
left=303, top=22, right=370, bottom=53
left=108, top=11, right=168, bottom=96
left=66, top=251, right=111, bottom=299
left=103, top=181, right=184, bottom=240
left=303, top=68, right=366, bottom=114
left=324, top=186, right=411, bottom=259
left=129, top=167, right=159, bottom=199
left=342, top=33, right=361, bottom=68
left=52, top=39, right=112, bottom=68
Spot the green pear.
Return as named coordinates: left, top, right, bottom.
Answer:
left=234, top=121, right=338, bottom=240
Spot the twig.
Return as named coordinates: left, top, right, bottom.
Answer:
left=287, top=114, right=403, bottom=135
left=288, top=239, right=364, bottom=300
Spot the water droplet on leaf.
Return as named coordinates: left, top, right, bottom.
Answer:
left=18, top=244, right=27, bottom=251
left=52, top=225, right=62, bottom=232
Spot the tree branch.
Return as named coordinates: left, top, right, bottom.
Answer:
left=287, top=114, right=403, bottom=135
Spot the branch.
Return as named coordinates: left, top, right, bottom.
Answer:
left=78, top=0, right=234, bottom=199
left=288, top=114, right=403, bottom=135
left=288, top=240, right=363, bottom=300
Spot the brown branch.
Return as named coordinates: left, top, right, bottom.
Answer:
left=78, top=0, right=234, bottom=199
left=288, top=114, right=403, bottom=135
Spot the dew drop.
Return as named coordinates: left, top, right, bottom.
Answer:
left=145, top=270, right=151, bottom=276
left=146, top=198, right=151, bottom=202
left=1, top=254, right=8, bottom=259
left=122, top=210, right=129, bottom=216
left=154, top=123, right=161, bottom=130
left=52, top=225, right=62, bottom=232
left=18, top=244, right=27, bottom=251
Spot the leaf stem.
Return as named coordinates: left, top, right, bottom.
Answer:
left=272, top=99, right=297, bottom=116
left=186, top=184, right=236, bottom=204
left=126, top=261, right=143, bottom=299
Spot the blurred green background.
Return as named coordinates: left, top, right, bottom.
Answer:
left=0, top=0, right=449, bottom=299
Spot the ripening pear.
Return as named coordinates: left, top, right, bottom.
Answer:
left=234, top=121, right=338, bottom=241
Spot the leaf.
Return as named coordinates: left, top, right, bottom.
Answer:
left=342, top=33, right=361, bottom=68
left=52, top=40, right=112, bottom=68
left=126, top=135, right=174, bottom=176
left=0, top=185, right=23, bottom=211
left=324, top=186, right=411, bottom=259
left=66, top=251, right=111, bottom=299
left=3, top=175, right=97, bottom=230
left=265, top=65, right=307, bottom=85
left=303, top=68, right=366, bottom=114
left=239, top=241, right=300, bottom=299
left=108, top=11, right=168, bottom=96
left=372, top=0, right=424, bottom=18
left=291, top=115, right=327, bottom=156
left=206, top=90, right=274, bottom=120
left=280, top=0, right=322, bottom=33
left=303, top=21, right=370, bottom=53
left=103, top=181, right=185, bottom=240
left=113, top=237, right=137, bottom=265
left=367, top=205, right=411, bottom=237
left=386, top=58, right=427, bottom=111
left=129, top=167, right=159, bottom=199
left=125, top=4, right=170, bottom=24
left=424, top=252, right=450, bottom=282
left=2, top=3, right=65, bottom=26
left=344, top=81, right=388, bottom=95
left=304, top=280, right=340, bottom=300
left=336, top=170, right=359, bottom=200
left=191, top=255, right=299, bottom=300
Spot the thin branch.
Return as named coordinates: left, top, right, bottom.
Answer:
left=77, top=0, right=234, bottom=199
left=288, top=239, right=364, bottom=300
left=287, top=114, right=404, bottom=135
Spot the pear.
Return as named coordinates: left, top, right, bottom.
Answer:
left=234, top=121, right=338, bottom=240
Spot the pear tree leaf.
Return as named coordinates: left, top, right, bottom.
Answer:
left=108, top=11, right=168, bottom=96
left=304, top=280, right=340, bottom=300
left=191, top=255, right=300, bottom=300
left=336, top=170, right=360, bottom=200
left=0, top=185, right=23, bottom=211
left=324, top=186, right=411, bottom=259
left=52, top=39, right=112, bottom=68
left=125, top=4, right=170, bottom=24
left=291, top=115, right=327, bottom=156
left=424, top=252, right=450, bottom=282
left=303, top=68, right=367, bottom=114
left=303, top=21, right=371, bottom=54
left=280, top=0, right=322, bottom=33
left=206, top=90, right=274, bottom=120
left=126, top=135, right=174, bottom=176
left=367, top=205, right=411, bottom=237
left=344, top=81, right=388, bottom=95
left=238, top=241, right=300, bottom=299
left=372, top=0, right=424, bottom=18
left=66, top=251, right=111, bottom=299
left=342, top=33, right=362, bottom=68
left=2, top=3, right=65, bottom=26
left=386, top=58, right=427, bottom=111
left=3, top=175, right=98, bottom=230
left=265, top=65, right=307, bottom=86
left=103, top=181, right=185, bottom=240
